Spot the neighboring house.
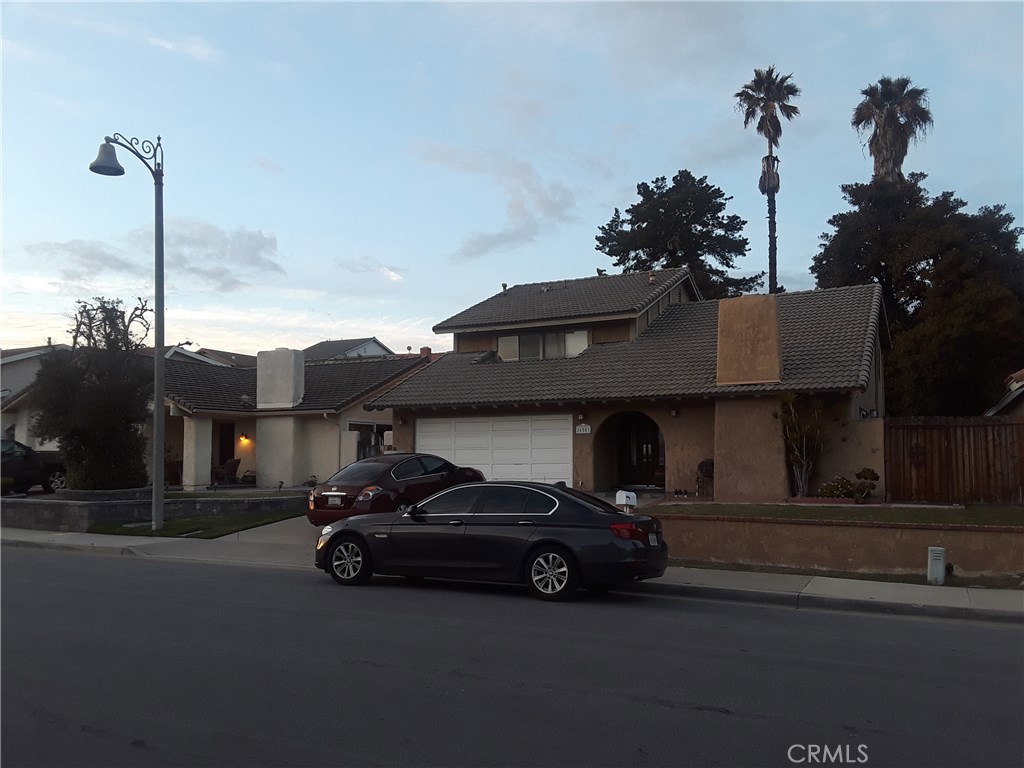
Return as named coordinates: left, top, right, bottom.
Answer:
left=0, top=344, right=71, bottom=449
left=366, top=269, right=887, bottom=503
left=304, top=337, right=393, bottom=360
left=195, top=347, right=258, bottom=367
left=984, top=368, right=1024, bottom=417
left=163, top=350, right=428, bottom=489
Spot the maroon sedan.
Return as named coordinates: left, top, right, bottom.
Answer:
left=307, top=452, right=485, bottom=526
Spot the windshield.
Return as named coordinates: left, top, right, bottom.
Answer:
left=326, top=462, right=387, bottom=485
left=559, top=486, right=627, bottom=516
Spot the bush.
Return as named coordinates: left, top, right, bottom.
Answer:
left=817, top=476, right=855, bottom=498
left=853, top=467, right=880, bottom=503
left=816, top=467, right=880, bottom=502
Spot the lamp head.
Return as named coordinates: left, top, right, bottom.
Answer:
left=89, top=141, right=125, bottom=176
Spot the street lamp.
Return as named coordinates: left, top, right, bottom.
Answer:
left=89, top=133, right=165, bottom=531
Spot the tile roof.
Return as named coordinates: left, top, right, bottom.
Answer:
left=164, top=356, right=425, bottom=414
left=197, top=348, right=258, bottom=367
left=368, top=284, right=883, bottom=409
left=433, top=268, right=695, bottom=332
left=303, top=337, right=393, bottom=359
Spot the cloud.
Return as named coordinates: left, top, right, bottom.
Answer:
left=337, top=256, right=404, bottom=282
left=147, top=35, right=222, bottom=63
left=24, top=239, right=146, bottom=286
left=252, top=156, right=285, bottom=175
left=418, top=143, right=576, bottom=260
left=123, top=218, right=285, bottom=293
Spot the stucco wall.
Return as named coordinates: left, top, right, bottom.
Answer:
left=713, top=398, right=788, bottom=502
left=454, top=332, right=495, bottom=353
left=657, top=515, right=1024, bottom=578
left=590, top=319, right=633, bottom=344
left=816, top=415, right=887, bottom=499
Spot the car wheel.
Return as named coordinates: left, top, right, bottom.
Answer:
left=328, top=537, right=373, bottom=586
left=395, top=498, right=413, bottom=514
left=45, top=469, right=67, bottom=493
left=526, top=546, right=579, bottom=601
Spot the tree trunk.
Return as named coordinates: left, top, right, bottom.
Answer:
left=767, top=188, right=778, bottom=294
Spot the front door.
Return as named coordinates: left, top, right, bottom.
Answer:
left=617, top=414, right=664, bottom=488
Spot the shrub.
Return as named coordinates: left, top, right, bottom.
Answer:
left=817, top=476, right=855, bottom=498
left=853, top=467, right=880, bottom=503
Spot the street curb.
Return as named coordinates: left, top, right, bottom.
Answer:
left=630, top=581, right=801, bottom=608
left=795, top=593, right=1024, bottom=624
left=1, top=538, right=139, bottom=558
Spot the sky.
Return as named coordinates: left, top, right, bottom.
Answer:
left=3, top=1, right=1022, bottom=357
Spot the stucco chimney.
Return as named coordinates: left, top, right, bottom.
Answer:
left=257, top=348, right=305, bottom=409
left=420, top=346, right=431, bottom=357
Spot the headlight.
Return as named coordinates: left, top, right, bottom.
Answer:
left=321, top=525, right=333, bottom=536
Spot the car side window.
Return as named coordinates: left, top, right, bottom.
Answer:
left=393, top=458, right=426, bottom=481
left=418, top=455, right=450, bottom=475
left=524, top=490, right=557, bottom=515
left=476, top=486, right=530, bottom=515
left=416, top=486, right=481, bottom=516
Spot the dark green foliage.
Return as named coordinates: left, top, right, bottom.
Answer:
left=817, top=476, right=855, bottom=499
left=595, top=169, right=761, bottom=298
left=851, top=76, right=933, bottom=184
left=32, top=298, right=153, bottom=490
left=812, top=175, right=1024, bottom=416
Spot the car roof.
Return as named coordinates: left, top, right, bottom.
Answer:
left=354, top=452, right=442, bottom=466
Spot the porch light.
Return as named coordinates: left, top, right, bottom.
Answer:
left=239, top=433, right=250, bottom=443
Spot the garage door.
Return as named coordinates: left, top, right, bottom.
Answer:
left=415, top=415, right=572, bottom=484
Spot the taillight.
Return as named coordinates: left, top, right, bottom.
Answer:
left=610, top=522, right=646, bottom=541
left=356, top=485, right=384, bottom=502
left=308, top=491, right=314, bottom=511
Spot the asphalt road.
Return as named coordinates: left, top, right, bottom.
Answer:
left=2, top=549, right=1021, bottom=768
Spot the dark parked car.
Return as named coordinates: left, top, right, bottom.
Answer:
left=314, top=481, right=668, bottom=601
left=306, top=452, right=485, bottom=526
left=0, top=438, right=67, bottom=494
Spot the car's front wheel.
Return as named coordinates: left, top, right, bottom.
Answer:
left=525, top=546, right=579, bottom=601
left=44, top=469, right=67, bottom=493
left=327, top=536, right=373, bottom=585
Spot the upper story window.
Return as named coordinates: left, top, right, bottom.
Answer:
left=497, top=329, right=588, bottom=361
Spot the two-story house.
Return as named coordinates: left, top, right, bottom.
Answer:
left=366, top=268, right=887, bottom=502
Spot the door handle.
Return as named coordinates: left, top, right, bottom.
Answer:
left=448, top=519, right=464, bottom=527
left=517, top=520, right=535, bottom=526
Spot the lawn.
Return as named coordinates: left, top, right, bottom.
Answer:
left=88, top=507, right=306, bottom=539
left=647, top=502, right=1024, bottom=527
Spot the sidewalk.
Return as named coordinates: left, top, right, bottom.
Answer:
left=2, top=519, right=1021, bottom=623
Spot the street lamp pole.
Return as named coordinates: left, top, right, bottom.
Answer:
left=89, top=134, right=165, bottom=531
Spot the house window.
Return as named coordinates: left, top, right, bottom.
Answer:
left=565, top=329, right=588, bottom=357
left=498, top=330, right=589, bottom=361
left=519, top=334, right=542, bottom=360
left=497, top=335, right=519, bottom=360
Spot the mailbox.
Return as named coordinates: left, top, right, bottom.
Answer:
left=615, top=490, right=637, bottom=512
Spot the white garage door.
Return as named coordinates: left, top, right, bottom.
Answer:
left=415, top=415, right=572, bottom=484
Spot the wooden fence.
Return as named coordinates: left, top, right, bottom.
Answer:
left=885, top=417, right=1024, bottom=504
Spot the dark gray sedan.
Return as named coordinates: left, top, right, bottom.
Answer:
left=314, top=481, right=667, bottom=601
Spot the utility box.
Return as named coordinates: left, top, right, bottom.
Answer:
left=615, top=490, right=637, bottom=513
left=927, top=546, right=946, bottom=585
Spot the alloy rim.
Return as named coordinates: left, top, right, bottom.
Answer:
left=332, top=541, right=362, bottom=579
left=531, top=553, right=568, bottom=594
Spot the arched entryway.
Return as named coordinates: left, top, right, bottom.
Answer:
left=594, top=411, right=665, bottom=491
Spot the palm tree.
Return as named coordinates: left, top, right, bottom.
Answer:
left=852, top=76, right=933, bottom=184
left=735, top=65, right=801, bottom=294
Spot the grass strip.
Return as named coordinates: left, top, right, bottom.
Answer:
left=88, top=509, right=305, bottom=539
left=650, top=503, right=1024, bottom=527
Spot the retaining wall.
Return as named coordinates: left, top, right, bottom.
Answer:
left=1, top=491, right=306, bottom=533
left=657, top=515, right=1024, bottom=579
